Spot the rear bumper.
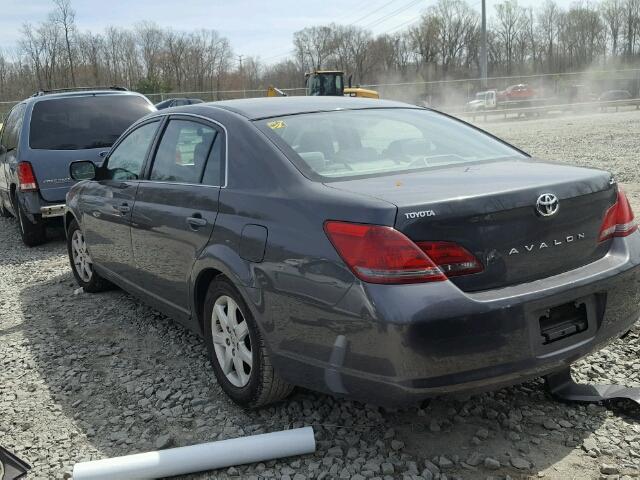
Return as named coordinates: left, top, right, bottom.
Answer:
left=40, top=204, right=66, bottom=218
left=14, top=190, right=65, bottom=221
left=267, top=233, right=640, bottom=406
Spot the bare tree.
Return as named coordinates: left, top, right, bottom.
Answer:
left=538, top=0, right=560, bottom=71
left=601, top=0, right=625, bottom=56
left=409, top=12, right=440, bottom=78
left=50, top=0, right=76, bottom=86
left=623, top=0, right=640, bottom=57
left=166, top=31, right=188, bottom=89
left=293, top=25, right=334, bottom=71
left=433, top=0, right=477, bottom=75
left=3, top=0, right=640, bottom=106
left=495, top=0, right=525, bottom=74
left=136, top=22, right=164, bottom=86
left=331, top=25, right=373, bottom=83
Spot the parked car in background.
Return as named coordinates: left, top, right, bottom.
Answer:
left=598, top=90, right=632, bottom=102
left=155, top=98, right=204, bottom=110
left=0, top=87, right=155, bottom=246
left=65, top=97, right=640, bottom=408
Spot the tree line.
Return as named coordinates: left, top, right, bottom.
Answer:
left=1, top=0, right=640, bottom=103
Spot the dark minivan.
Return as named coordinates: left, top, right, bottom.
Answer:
left=0, top=88, right=155, bottom=246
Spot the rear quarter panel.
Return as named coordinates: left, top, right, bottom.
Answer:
left=188, top=108, right=397, bottom=338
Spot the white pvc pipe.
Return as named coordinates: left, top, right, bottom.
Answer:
left=73, top=426, right=315, bottom=480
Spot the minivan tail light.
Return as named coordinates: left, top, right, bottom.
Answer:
left=598, top=190, right=637, bottom=242
left=17, top=161, right=38, bottom=192
left=324, top=221, right=446, bottom=284
left=416, top=241, right=484, bottom=277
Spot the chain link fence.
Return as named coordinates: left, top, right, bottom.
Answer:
left=2, top=68, right=639, bottom=121
left=144, top=87, right=307, bottom=105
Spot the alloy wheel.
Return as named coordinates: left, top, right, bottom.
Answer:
left=71, top=229, right=93, bottom=282
left=211, top=295, right=253, bottom=387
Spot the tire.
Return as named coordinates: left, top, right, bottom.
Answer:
left=204, top=277, right=293, bottom=408
left=14, top=195, right=46, bottom=247
left=66, top=219, right=110, bottom=293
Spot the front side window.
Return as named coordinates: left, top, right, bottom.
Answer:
left=150, top=120, right=217, bottom=184
left=105, top=121, right=159, bottom=181
left=29, top=95, right=155, bottom=150
left=257, top=108, right=525, bottom=181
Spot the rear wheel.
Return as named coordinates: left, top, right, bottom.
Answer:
left=204, top=277, right=293, bottom=408
left=67, top=219, right=110, bottom=293
left=14, top=195, right=46, bottom=247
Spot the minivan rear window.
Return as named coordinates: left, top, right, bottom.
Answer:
left=29, top=95, right=155, bottom=150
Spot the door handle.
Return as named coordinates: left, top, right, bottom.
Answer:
left=117, top=203, right=130, bottom=214
left=186, top=214, right=207, bottom=230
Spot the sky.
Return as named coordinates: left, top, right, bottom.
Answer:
left=0, top=0, right=576, bottom=64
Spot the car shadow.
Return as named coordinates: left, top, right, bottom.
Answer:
left=15, top=269, right=626, bottom=479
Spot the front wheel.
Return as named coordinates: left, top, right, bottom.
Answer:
left=204, top=277, right=293, bottom=408
left=66, top=219, right=110, bottom=293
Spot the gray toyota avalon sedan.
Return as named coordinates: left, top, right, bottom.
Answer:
left=64, top=97, right=640, bottom=408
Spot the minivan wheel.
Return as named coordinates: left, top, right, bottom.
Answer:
left=204, top=277, right=293, bottom=408
left=66, top=219, right=110, bottom=293
left=15, top=196, right=46, bottom=247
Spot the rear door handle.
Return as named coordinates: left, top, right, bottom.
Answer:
left=186, top=215, right=207, bottom=230
left=117, top=203, right=130, bottom=214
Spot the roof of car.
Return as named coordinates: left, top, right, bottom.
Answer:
left=199, top=96, right=421, bottom=120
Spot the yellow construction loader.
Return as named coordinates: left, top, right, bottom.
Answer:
left=267, top=70, right=379, bottom=99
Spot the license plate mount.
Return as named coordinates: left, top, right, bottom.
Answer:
left=539, top=301, right=588, bottom=345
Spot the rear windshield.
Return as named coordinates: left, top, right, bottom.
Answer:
left=30, top=95, right=155, bottom=150
left=257, top=108, right=526, bottom=181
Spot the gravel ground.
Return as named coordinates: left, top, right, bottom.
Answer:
left=2, top=108, right=640, bottom=480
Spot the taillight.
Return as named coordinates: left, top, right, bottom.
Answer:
left=324, top=221, right=483, bottom=284
left=416, top=241, right=484, bottom=277
left=598, top=190, right=637, bottom=242
left=17, top=161, right=38, bottom=192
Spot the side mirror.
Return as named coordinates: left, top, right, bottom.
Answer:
left=70, top=161, right=97, bottom=181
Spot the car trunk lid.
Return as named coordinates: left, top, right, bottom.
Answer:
left=326, top=158, right=616, bottom=291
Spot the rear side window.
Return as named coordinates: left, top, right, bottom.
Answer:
left=201, top=134, right=224, bottom=186
left=29, top=95, right=154, bottom=150
left=2, top=104, right=26, bottom=151
left=150, top=120, right=217, bottom=184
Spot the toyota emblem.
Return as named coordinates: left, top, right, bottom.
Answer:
left=536, top=193, right=559, bottom=217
